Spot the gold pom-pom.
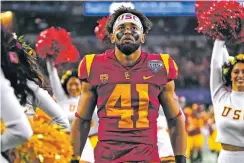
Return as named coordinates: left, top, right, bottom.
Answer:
left=33, top=107, right=52, bottom=123
left=11, top=118, right=73, bottom=163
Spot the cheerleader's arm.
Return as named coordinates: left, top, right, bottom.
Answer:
left=210, top=40, right=228, bottom=102
left=46, top=58, right=67, bottom=103
left=1, top=70, right=33, bottom=152
left=27, top=81, right=70, bottom=129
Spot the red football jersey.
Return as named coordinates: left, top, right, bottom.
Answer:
left=78, top=49, right=178, bottom=162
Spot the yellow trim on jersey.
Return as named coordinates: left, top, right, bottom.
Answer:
left=78, top=59, right=83, bottom=77
left=78, top=54, right=95, bottom=78
left=173, top=59, right=178, bottom=71
left=160, top=54, right=169, bottom=75
left=85, top=54, right=96, bottom=77
left=160, top=156, right=175, bottom=161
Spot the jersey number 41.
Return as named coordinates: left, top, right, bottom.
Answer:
left=106, top=84, right=150, bottom=129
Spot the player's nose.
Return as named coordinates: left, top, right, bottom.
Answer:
left=124, top=27, right=132, bottom=34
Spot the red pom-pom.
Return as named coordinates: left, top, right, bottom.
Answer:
left=56, top=45, right=79, bottom=64
left=94, top=16, right=110, bottom=40
left=195, top=1, right=244, bottom=42
left=35, top=27, right=79, bottom=64
left=195, top=1, right=214, bottom=23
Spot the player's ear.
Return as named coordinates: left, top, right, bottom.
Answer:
left=141, top=34, right=145, bottom=44
left=109, top=33, right=115, bottom=43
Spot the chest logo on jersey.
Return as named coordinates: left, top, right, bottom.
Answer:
left=148, top=60, right=164, bottom=73
left=69, top=104, right=76, bottom=112
left=222, top=106, right=243, bottom=120
left=100, top=74, right=109, bottom=84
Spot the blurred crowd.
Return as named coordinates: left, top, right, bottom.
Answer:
left=72, top=36, right=212, bottom=89
left=2, top=1, right=243, bottom=90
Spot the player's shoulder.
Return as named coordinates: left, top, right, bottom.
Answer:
left=146, top=52, right=178, bottom=77
left=147, top=52, right=172, bottom=61
left=146, top=52, right=174, bottom=64
left=82, top=53, right=103, bottom=62
left=78, top=50, right=110, bottom=80
left=78, top=51, right=106, bottom=66
left=82, top=49, right=112, bottom=63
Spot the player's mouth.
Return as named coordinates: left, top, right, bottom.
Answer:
left=122, top=37, right=134, bottom=43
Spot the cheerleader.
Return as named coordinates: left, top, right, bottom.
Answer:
left=1, top=28, right=69, bottom=129
left=0, top=69, right=33, bottom=163
left=46, top=57, right=96, bottom=163
left=210, top=39, right=244, bottom=163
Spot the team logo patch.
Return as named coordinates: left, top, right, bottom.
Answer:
left=100, top=74, right=109, bottom=84
left=148, top=60, right=164, bottom=73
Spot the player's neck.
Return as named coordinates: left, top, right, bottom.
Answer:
left=115, top=47, right=141, bottom=67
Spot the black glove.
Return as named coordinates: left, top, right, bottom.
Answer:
left=175, top=155, right=186, bottom=163
left=70, top=155, right=80, bottom=163
left=70, top=160, right=79, bottom=163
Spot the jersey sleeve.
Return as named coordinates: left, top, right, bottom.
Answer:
left=78, top=54, right=96, bottom=82
left=160, top=54, right=178, bottom=81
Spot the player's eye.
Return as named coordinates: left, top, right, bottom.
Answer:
left=118, top=26, right=124, bottom=30
left=132, top=26, right=138, bottom=30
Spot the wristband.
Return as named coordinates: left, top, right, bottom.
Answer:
left=71, top=155, right=80, bottom=161
left=70, top=160, right=79, bottom=163
left=175, top=155, right=186, bottom=163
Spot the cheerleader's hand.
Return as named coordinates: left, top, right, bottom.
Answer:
left=216, top=34, right=225, bottom=41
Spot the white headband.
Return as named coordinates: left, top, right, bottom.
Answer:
left=113, top=13, right=143, bottom=33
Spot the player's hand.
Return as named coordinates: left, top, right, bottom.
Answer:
left=70, top=160, right=79, bottom=163
left=175, top=155, right=186, bottom=163
left=70, top=155, right=80, bottom=163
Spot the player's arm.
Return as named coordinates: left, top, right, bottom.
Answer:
left=70, top=82, right=97, bottom=162
left=158, top=80, right=187, bottom=163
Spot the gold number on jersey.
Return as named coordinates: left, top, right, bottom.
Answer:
left=136, top=84, right=149, bottom=128
left=106, top=84, right=149, bottom=128
left=69, top=104, right=76, bottom=112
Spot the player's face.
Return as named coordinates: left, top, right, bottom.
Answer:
left=231, top=62, right=244, bottom=91
left=66, top=77, right=82, bottom=97
left=112, top=22, right=145, bottom=55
